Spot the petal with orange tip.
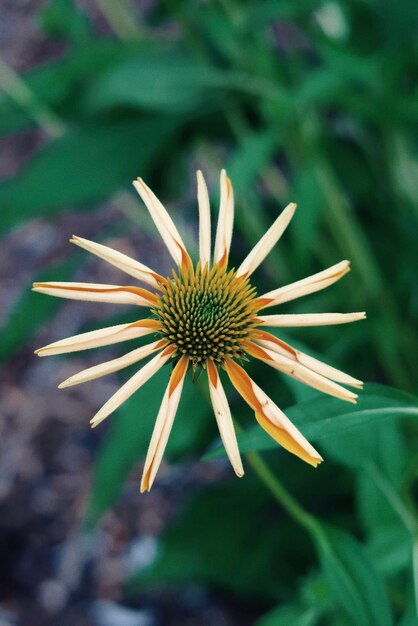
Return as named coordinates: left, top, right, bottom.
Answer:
left=35, top=319, right=161, bottom=357
left=254, top=410, right=321, bottom=467
left=32, top=282, right=158, bottom=307
left=224, top=359, right=322, bottom=467
left=141, top=355, right=189, bottom=492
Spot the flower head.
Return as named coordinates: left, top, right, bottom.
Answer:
left=33, top=170, right=365, bottom=491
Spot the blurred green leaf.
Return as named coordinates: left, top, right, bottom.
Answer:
left=316, top=525, right=393, bottom=626
left=0, top=255, right=82, bottom=361
left=0, top=118, right=176, bottom=234
left=255, top=604, right=319, bottom=626
left=397, top=608, right=418, bottom=626
left=296, top=45, right=380, bottom=109
left=378, top=0, right=418, bottom=46
left=83, top=52, right=233, bottom=114
left=38, top=0, right=91, bottom=43
left=290, top=165, right=325, bottom=266
left=246, top=0, right=314, bottom=26
left=0, top=40, right=134, bottom=135
left=204, top=384, right=418, bottom=459
left=367, top=522, right=411, bottom=576
left=86, top=370, right=211, bottom=526
left=82, top=50, right=276, bottom=116
left=127, top=482, right=312, bottom=600
left=228, top=131, right=277, bottom=192
left=353, top=423, right=406, bottom=531
left=388, top=131, right=418, bottom=220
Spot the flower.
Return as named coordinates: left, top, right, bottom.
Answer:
left=33, top=170, right=365, bottom=491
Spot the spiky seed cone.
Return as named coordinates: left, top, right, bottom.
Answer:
left=153, top=262, right=261, bottom=367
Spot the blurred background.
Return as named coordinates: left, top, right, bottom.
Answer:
left=0, top=1, right=417, bottom=625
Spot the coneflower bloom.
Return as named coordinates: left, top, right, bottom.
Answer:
left=33, top=171, right=365, bottom=491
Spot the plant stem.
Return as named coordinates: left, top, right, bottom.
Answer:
left=231, top=415, right=322, bottom=537
left=245, top=448, right=322, bottom=537
left=0, top=57, right=65, bottom=137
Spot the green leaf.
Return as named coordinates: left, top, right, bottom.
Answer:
left=316, top=525, right=393, bottom=626
left=204, top=384, right=418, bottom=460
left=0, top=118, right=176, bottom=234
left=86, top=370, right=211, bottom=526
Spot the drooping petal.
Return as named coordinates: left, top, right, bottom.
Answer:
left=133, top=178, right=190, bottom=268
left=90, top=346, right=175, bottom=428
left=213, top=170, right=234, bottom=268
left=252, top=330, right=363, bottom=388
left=140, top=355, right=189, bottom=492
left=207, top=360, right=244, bottom=477
left=197, top=170, right=211, bottom=267
left=224, top=359, right=322, bottom=467
left=257, top=312, right=366, bottom=327
left=32, top=282, right=158, bottom=307
left=245, top=341, right=358, bottom=403
left=58, top=339, right=167, bottom=388
left=255, top=260, right=350, bottom=308
left=35, top=319, right=161, bottom=357
left=236, top=203, right=297, bottom=278
left=70, top=236, right=164, bottom=289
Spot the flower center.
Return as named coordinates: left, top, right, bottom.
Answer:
left=153, top=262, right=260, bottom=366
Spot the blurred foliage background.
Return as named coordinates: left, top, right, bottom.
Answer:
left=0, top=0, right=417, bottom=625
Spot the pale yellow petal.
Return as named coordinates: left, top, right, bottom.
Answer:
left=35, top=319, right=160, bottom=357
left=257, top=312, right=366, bottom=327
left=207, top=360, right=244, bottom=477
left=197, top=170, right=211, bottom=267
left=140, top=355, right=189, bottom=492
left=133, top=178, right=189, bottom=267
left=90, top=347, right=175, bottom=428
left=58, top=339, right=166, bottom=388
left=256, top=260, right=350, bottom=308
left=297, top=351, right=363, bottom=388
left=245, top=342, right=358, bottom=403
left=213, top=170, right=234, bottom=267
left=253, top=331, right=363, bottom=388
left=236, top=203, right=296, bottom=277
left=70, top=236, right=163, bottom=289
left=32, top=282, right=157, bottom=306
